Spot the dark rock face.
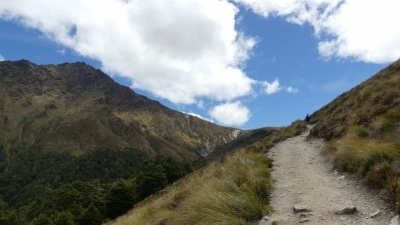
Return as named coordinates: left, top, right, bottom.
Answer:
left=0, top=60, right=239, bottom=160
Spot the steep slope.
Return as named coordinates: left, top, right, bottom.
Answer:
left=0, top=60, right=239, bottom=159
left=310, top=59, right=400, bottom=140
left=0, top=60, right=241, bottom=211
left=207, top=127, right=277, bottom=160
left=309, top=58, right=400, bottom=211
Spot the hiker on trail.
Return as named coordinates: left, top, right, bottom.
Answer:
left=305, top=114, right=310, bottom=123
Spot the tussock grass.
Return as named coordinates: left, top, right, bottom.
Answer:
left=331, top=132, right=398, bottom=175
left=108, top=150, right=273, bottom=225
left=327, top=129, right=400, bottom=209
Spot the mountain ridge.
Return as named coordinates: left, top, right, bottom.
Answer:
left=0, top=59, right=239, bottom=159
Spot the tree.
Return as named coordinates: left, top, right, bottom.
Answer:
left=78, top=204, right=102, bottom=225
left=135, top=162, right=168, bottom=199
left=53, top=211, right=75, bottom=225
left=31, top=214, right=51, bottom=225
left=105, top=180, right=136, bottom=219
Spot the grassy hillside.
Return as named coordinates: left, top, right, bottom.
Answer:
left=0, top=60, right=243, bottom=224
left=309, top=59, right=400, bottom=210
left=106, top=121, right=306, bottom=225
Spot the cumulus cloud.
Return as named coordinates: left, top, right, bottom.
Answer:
left=233, top=0, right=400, bottom=63
left=0, top=54, right=4, bottom=61
left=209, top=101, right=250, bottom=127
left=263, top=79, right=281, bottom=94
left=0, top=0, right=256, bottom=104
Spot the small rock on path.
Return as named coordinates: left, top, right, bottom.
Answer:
left=266, top=126, right=395, bottom=225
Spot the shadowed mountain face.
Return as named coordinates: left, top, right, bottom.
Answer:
left=310, top=59, right=400, bottom=140
left=0, top=60, right=239, bottom=160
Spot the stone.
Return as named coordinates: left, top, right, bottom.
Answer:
left=390, top=215, right=400, bottom=225
left=293, top=204, right=312, bottom=213
left=299, top=218, right=310, bottom=223
left=369, top=209, right=382, bottom=218
left=299, top=213, right=308, bottom=218
left=254, top=216, right=269, bottom=225
left=335, top=207, right=357, bottom=215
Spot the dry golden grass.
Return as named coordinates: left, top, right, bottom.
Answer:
left=326, top=129, right=400, bottom=209
left=106, top=150, right=273, bottom=225
left=331, top=131, right=398, bottom=175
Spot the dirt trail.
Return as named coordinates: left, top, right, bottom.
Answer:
left=265, top=126, right=396, bottom=225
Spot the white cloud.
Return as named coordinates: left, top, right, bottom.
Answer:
left=263, top=79, right=281, bottom=95
left=209, top=101, right=250, bottom=127
left=318, top=0, right=400, bottom=63
left=286, top=86, right=298, bottom=93
left=0, top=54, right=4, bottom=61
left=262, top=79, right=298, bottom=94
left=57, top=49, right=66, bottom=55
left=0, top=0, right=256, bottom=105
left=233, top=0, right=400, bottom=63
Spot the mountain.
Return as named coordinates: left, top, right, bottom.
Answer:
left=0, top=60, right=243, bottom=212
left=310, top=59, right=400, bottom=140
left=0, top=60, right=239, bottom=159
left=207, top=127, right=277, bottom=160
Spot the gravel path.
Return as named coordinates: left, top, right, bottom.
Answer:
left=265, top=126, right=396, bottom=225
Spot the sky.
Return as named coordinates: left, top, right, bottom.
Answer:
left=0, top=0, right=399, bottom=129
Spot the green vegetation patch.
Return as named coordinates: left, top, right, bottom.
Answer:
left=0, top=150, right=198, bottom=225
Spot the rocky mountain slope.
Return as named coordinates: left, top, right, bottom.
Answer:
left=0, top=60, right=239, bottom=159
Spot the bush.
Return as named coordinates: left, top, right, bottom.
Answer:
left=53, top=211, right=75, bottom=225
left=366, top=162, right=397, bottom=190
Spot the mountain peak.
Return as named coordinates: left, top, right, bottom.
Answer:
left=0, top=60, right=239, bottom=159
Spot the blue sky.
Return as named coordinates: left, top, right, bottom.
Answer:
left=0, top=0, right=398, bottom=129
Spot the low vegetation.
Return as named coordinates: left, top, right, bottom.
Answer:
left=324, top=126, right=400, bottom=209
left=310, top=59, right=400, bottom=211
left=108, top=121, right=306, bottom=225
left=109, top=151, right=273, bottom=225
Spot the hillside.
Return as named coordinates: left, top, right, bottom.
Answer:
left=0, top=60, right=243, bottom=223
left=105, top=121, right=306, bottom=225
left=310, top=59, right=400, bottom=141
left=309, top=59, right=400, bottom=211
left=0, top=60, right=239, bottom=159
